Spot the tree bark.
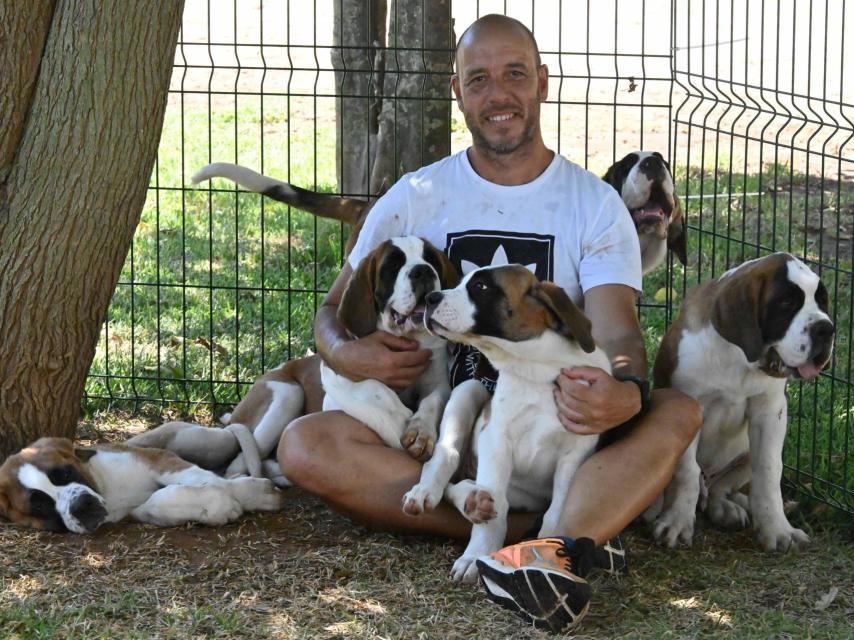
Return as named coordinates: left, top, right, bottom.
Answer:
left=0, top=1, right=184, bottom=459
left=332, top=0, right=388, bottom=198
left=370, top=0, right=453, bottom=194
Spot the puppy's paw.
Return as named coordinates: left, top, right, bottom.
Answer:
left=402, top=482, right=443, bottom=516
left=464, top=488, right=496, bottom=524
left=400, top=419, right=436, bottom=462
left=204, top=496, right=244, bottom=525
left=707, top=494, right=750, bottom=530
left=755, top=522, right=810, bottom=552
left=652, top=508, right=695, bottom=548
left=451, top=555, right=480, bottom=584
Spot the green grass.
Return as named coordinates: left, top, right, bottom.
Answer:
left=84, top=105, right=852, bottom=513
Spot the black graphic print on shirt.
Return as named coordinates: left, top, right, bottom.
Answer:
left=444, top=230, right=556, bottom=391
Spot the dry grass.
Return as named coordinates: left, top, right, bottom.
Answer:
left=2, top=417, right=852, bottom=639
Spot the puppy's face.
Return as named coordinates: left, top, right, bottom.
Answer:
left=0, top=438, right=107, bottom=533
left=425, top=264, right=595, bottom=353
left=338, top=236, right=460, bottom=338
left=714, top=253, right=834, bottom=379
left=603, top=151, right=687, bottom=267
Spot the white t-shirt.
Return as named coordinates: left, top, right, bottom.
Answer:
left=348, top=149, right=642, bottom=306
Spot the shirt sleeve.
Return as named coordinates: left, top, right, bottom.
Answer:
left=346, top=177, right=411, bottom=269
left=578, top=187, right=643, bottom=294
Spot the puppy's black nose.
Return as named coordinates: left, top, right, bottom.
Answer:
left=639, top=154, right=666, bottom=180
left=425, top=291, right=444, bottom=306
left=409, top=264, right=436, bottom=285
left=810, top=319, right=835, bottom=345
left=71, top=493, right=107, bottom=533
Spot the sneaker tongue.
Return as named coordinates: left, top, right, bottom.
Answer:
left=797, top=362, right=821, bottom=380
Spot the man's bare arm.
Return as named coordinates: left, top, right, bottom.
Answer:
left=553, top=284, right=647, bottom=434
left=314, top=263, right=432, bottom=390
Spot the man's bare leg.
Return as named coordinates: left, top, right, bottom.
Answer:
left=279, top=388, right=699, bottom=544
left=557, top=388, right=702, bottom=544
left=278, top=410, right=538, bottom=540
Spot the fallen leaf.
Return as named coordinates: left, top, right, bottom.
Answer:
left=814, top=586, right=839, bottom=611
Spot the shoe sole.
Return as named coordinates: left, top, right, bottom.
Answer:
left=596, top=536, right=629, bottom=576
left=476, top=556, right=591, bottom=633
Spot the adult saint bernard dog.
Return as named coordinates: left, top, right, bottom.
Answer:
left=0, top=437, right=284, bottom=533
left=602, top=151, right=688, bottom=274
left=419, top=264, right=610, bottom=584
left=650, top=253, right=834, bottom=551
left=128, top=237, right=459, bottom=479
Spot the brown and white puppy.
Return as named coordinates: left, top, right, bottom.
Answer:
left=420, top=265, right=611, bottom=583
left=132, top=236, right=459, bottom=477
left=603, top=151, right=687, bottom=274
left=127, top=357, right=322, bottom=485
left=650, top=253, right=834, bottom=551
left=0, top=437, right=283, bottom=533
left=320, top=236, right=459, bottom=455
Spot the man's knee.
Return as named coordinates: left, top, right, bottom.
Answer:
left=277, top=415, right=334, bottom=496
left=651, top=387, right=702, bottom=451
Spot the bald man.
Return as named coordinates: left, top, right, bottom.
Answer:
left=279, top=14, right=701, bottom=633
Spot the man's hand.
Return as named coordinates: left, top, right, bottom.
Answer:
left=330, top=330, right=432, bottom=390
left=553, top=366, right=641, bottom=434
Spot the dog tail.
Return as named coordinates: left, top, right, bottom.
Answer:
left=192, top=162, right=367, bottom=226
left=223, top=423, right=263, bottom=478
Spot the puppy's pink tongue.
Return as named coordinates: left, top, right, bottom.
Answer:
left=798, top=363, right=821, bottom=380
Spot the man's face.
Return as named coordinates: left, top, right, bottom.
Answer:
left=452, top=27, right=548, bottom=156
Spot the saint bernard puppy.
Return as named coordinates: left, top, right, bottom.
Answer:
left=130, top=236, right=459, bottom=478
left=420, top=264, right=611, bottom=583
left=319, top=236, right=459, bottom=455
left=650, top=253, right=834, bottom=551
left=0, top=437, right=284, bottom=533
left=603, top=151, right=688, bottom=274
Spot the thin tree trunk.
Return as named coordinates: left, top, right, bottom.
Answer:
left=370, top=0, right=453, bottom=193
left=0, top=1, right=184, bottom=459
left=332, top=0, right=387, bottom=198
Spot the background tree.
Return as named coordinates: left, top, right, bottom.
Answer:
left=0, top=0, right=184, bottom=458
left=332, top=0, right=453, bottom=199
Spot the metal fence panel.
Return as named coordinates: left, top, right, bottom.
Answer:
left=83, top=0, right=852, bottom=514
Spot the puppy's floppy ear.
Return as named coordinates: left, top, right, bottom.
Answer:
left=712, top=267, right=765, bottom=362
left=425, top=242, right=460, bottom=289
left=602, top=153, right=638, bottom=192
left=667, top=193, right=688, bottom=266
left=74, top=448, right=98, bottom=463
left=338, top=244, right=384, bottom=338
left=532, top=282, right=596, bottom=353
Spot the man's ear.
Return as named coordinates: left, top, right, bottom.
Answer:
left=450, top=74, right=463, bottom=107
left=667, top=193, right=688, bottom=266
left=537, top=63, right=549, bottom=102
left=338, top=246, right=383, bottom=338
left=532, top=282, right=596, bottom=353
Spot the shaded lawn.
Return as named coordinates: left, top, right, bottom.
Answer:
left=2, top=414, right=852, bottom=639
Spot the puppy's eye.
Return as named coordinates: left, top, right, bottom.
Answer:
left=28, top=490, right=56, bottom=517
left=473, top=281, right=489, bottom=292
left=48, top=466, right=74, bottom=486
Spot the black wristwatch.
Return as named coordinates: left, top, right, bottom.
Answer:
left=615, top=374, right=651, bottom=418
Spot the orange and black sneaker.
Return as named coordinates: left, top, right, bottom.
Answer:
left=475, top=536, right=598, bottom=633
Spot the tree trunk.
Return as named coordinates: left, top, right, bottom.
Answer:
left=0, top=1, right=184, bottom=459
left=332, top=0, right=388, bottom=198
left=370, top=0, right=453, bottom=194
